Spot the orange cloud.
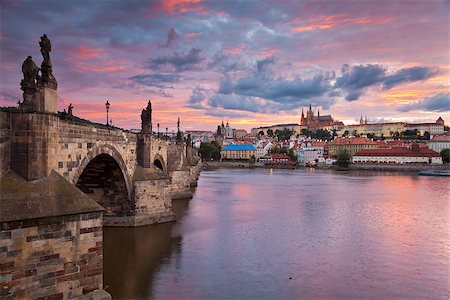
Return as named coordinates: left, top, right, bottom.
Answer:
left=73, top=46, right=105, bottom=59
left=66, top=45, right=128, bottom=73
left=161, top=0, right=205, bottom=14
left=224, top=45, right=245, bottom=55
left=291, top=14, right=395, bottom=32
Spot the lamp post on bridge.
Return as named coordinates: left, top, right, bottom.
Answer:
left=105, top=100, right=110, bottom=127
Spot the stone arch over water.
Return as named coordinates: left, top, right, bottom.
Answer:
left=73, top=144, right=133, bottom=217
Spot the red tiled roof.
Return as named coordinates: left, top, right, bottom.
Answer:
left=270, top=154, right=292, bottom=160
left=354, top=147, right=440, bottom=157
left=430, top=135, right=450, bottom=142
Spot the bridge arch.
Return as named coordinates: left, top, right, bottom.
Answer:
left=73, top=144, right=133, bottom=217
left=153, top=154, right=166, bottom=172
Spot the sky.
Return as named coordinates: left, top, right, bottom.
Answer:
left=1, top=0, right=449, bottom=132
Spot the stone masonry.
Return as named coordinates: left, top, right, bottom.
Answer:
left=0, top=171, right=110, bottom=299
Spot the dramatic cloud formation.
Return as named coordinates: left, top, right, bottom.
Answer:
left=148, top=48, right=204, bottom=72
left=128, top=73, right=181, bottom=89
left=399, top=92, right=450, bottom=112
left=382, top=66, right=440, bottom=90
left=0, top=0, right=448, bottom=130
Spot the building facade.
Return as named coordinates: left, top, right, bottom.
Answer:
left=353, top=145, right=442, bottom=164
left=328, top=137, right=378, bottom=156
left=428, top=135, right=450, bottom=153
left=221, top=144, right=256, bottom=160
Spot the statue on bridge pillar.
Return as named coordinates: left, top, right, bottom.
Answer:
left=38, top=34, right=57, bottom=90
left=19, top=56, right=40, bottom=110
left=141, top=100, right=152, bottom=134
left=176, top=117, right=182, bottom=142
left=19, top=34, right=58, bottom=112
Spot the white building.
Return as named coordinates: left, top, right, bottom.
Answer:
left=256, top=141, right=273, bottom=159
left=428, top=135, right=450, bottom=153
left=296, top=142, right=324, bottom=165
left=405, top=117, right=445, bottom=135
left=353, top=144, right=442, bottom=164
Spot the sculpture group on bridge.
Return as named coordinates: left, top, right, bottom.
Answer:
left=19, top=34, right=57, bottom=111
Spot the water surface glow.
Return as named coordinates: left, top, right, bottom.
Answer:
left=105, top=169, right=450, bottom=299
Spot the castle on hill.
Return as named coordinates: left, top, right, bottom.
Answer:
left=300, top=104, right=334, bottom=127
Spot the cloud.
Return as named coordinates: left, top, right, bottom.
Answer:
left=335, top=64, right=439, bottom=100
left=398, top=92, right=450, bottom=112
left=165, top=28, right=178, bottom=47
left=148, top=48, right=204, bottom=72
left=382, top=66, right=439, bottom=89
left=334, top=64, right=386, bottom=101
left=232, top=74, right=331, bottom=104
left=128, top=73, right=181, bottom=88
left=256, top=56, right=275, bottom=72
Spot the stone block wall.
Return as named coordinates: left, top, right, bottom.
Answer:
left=9, top=112, right=59, bottom=181
left=54, top=119, right=137, bottom=185
left=167, top=143, right=185, bottom=172
left=0, top=111, right=10, bottom=175
left=150, top=136, right=169, bottom=171
left=169, top=169, right=193, bottom=200
left=189, top=161, right=202, bottom=187
left=0, top=212, right=110, bottom=300
left=132, top=178, right=175, bottom=225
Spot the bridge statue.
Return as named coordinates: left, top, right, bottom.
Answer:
left=38, top=34, right=57, bottom=89
left=1, top=35, right=203, bottom=300
left=141, top=100, right=152, bottom=133
left=21, top=56, right=40, bottom=88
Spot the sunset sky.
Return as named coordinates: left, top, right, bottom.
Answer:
left=1, top=0, right=449, bottom=132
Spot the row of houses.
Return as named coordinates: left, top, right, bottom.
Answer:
left=219, top=135, right=450, bottom=165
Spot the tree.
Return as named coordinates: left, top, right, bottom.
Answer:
left=441, top=148, right=450, bottom=163
left=275, top=128, right=293, bottom=140
left=301, top=128, right=312, bottom=137
left=422, top=131, right=430, bottom=140
left=287, top=148, right=297, bottom=161
left=312, top=129, right=331, bottom=140
left=258, top=130, right=264, bottom=137
left=336, top=150, right=351, bottom=168
left=267, top=129, right=274, bottom=137
left=199, top=142, right=221, bottom=161
left=270, top=146, right=282, bottom=154
left=342, top=130, right=349, bottom=137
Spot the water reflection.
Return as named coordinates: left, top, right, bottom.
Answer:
left=104, top=169, right=450, bottom=299
left=103, top=199, right=190, bottom=299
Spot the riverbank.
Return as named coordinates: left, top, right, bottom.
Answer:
left=203, top=160, right=449, bottom=173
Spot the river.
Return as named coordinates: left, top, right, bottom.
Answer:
left=104, top=168, right=450, bottom=299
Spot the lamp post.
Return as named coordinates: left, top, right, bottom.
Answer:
left=105, top=100, right=110, bottom=127
left=157, top=123, right=160, bottom=137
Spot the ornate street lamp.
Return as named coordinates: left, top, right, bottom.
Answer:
left=105, top=100, right=110, bottom=127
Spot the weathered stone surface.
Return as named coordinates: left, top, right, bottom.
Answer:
left=0, top=170, right=103, bottom=223
left=0, top=211, right=110, bottom=299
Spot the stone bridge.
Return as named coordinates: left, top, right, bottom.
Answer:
left=0, top=35, right=204, bottom=299
left=0, top=104, right=202, bottom=227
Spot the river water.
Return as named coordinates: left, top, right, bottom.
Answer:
left=104, top=168, right=450, bottom=299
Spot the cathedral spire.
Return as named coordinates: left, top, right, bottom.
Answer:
left=317, top=108, right=320, bottom=117
left=360, top=115, right=364, bottom=125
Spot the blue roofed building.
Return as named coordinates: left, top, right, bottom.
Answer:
left=221, top=144, right=256, bottom=160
